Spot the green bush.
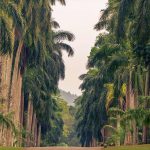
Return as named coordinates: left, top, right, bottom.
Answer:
left=57, top=143, right=68, bottom=147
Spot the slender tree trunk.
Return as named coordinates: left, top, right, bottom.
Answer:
left=37, top=124, right=41, bottom=147
left=124, top=83, right=130, bottom=145
left=9, top=41, right=23, bottom=146
left=92, top=137, right=97, bottom=147
left=124, top=71, right=137, bottom=145
left=31, top=112, right=37, bottom=147
left=142, top=66, right=150, bottom=143
left=142, top=127, right=147, bottom=144
left=34, top=119, right=38, bottom=146
left=0, top=126, right=2, bottom=146
left=26, top=98, right=33, bottom=146
left=116, top=115, right=121, bottom=146
left=101, top=128, right=105, bottom=144
left=19, top=91, right=24, bottom=145
left=130, top=87, right=137, bottom=144
left=124, top=78, right=132, bottom=145
left=132, top=120, right=137, bottom=144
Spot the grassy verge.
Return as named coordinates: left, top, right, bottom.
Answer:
left=106, top=144, right=150, bottom=150
left=0, top=147, right=22, bottom=150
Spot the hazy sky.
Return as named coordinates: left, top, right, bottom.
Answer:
left=53, top=0, right=108, bottom=95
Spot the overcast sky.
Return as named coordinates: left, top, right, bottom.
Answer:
left=53, top=0, right=108, bottom=95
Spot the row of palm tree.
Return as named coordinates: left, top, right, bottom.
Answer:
left=0, top=0, right=74, bottom=146
left=76, top=0, right=150, bottom=147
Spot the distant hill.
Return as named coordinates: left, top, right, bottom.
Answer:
left=59, top=89, right=78, bottom=106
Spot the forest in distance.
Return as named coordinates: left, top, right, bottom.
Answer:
left=0, top=0, right=150, bottom=149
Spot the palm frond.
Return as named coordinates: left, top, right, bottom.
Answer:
left=54, top=31, right=75, bottom=42
left=50, top=0, right=66, bottom=5
left=56, top=42, right=74, bottom=56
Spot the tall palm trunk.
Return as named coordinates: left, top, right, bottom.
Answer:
left=26, top=97, right=34, bottom=146
left=34, top=118, right=38, bottom=146
left=124, top=71, right=137, bottom=145
left=91, top=137, right=97, bottom=147
left=19, top=91, right=24, bottom=144
left=116, top=115, right=121, bottom=146
left=9, top=41, right=23, bottom=146
left=31, top=112, right=38, bottom=146
left=142, top=66, right=150, bottom=143
left=130, top=87, right=137, bottom=145
left=37, top=124, right=41, bottom=146
left=0, top=55, right=12, bottom=146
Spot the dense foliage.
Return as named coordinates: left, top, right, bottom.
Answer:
left=41, top=95, right=79, bottom=146
left=1, top=0, right=150, bottom=147
left=76, top=0, right=150, bottom=147
left=0, top=0, right=75, bottom=146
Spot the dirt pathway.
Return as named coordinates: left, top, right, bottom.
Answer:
left=24, top=147, right=103, bottom=150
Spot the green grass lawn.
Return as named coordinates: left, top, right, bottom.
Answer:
left=0, top=148, right=22, bottom=150
left=106, top=145, right=150, bottom=150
